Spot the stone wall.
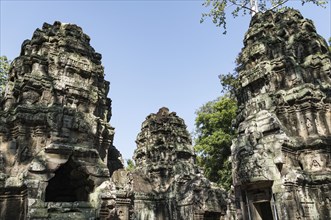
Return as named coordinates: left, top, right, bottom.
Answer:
left=232, top=9, right=331, bottom=220
left=0, top=21, right=123, bottom=219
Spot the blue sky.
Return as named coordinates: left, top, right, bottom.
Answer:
left=1, top=0, right=330, bottom=163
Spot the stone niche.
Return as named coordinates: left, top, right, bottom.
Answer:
left=0, top=21, right=123, bottom=219
left=231, top=9, right=331, bottom=220
left=112, top=107, right=228, bottom=220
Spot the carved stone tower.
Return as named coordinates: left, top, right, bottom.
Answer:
left=232, top=10, right=331, bottom=220
left=112, top=107, right=227, bottom=220
left=0, top=22, right=123, bottom=219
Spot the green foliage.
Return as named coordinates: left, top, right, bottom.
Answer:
left=0, top=56, right=10, bottom=95
left=201, top=0, right=327, bottom=34
left=194, top=96, right=237, bottom=190
left=219, top=72, right=239, bottom=98
left=126, top=159, right=135, bottom=172
left=329, top=37, right=331, bottom=52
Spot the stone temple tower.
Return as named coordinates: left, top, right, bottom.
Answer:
left=112, top=107, right=227, bottom=220
left=0, top=22, right=123, bottom=219
left=231, top=9, right=331, bottom=220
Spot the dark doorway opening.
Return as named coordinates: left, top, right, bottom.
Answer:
left=204, top=212, right=221, bottom=220
left=45, top=158, right=94, bottom=202
left=254, top=202, right=274, bottom=220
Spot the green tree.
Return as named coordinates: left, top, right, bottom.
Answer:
left=219, top=72, right=239, bottom=98
left=329, top=37, right=331, bottom=52
left=0, top=56, right=10, bottom=96
left=194, top=96, right=237, bottom=190
left=126, top=159, right=135, bottom=172
left=201, top=0, right=327, bottom=34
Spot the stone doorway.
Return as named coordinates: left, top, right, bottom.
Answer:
left=240, top=181, right=278, bottom=220
left=252, top=201, right=274, bottom=220
left=45, top=158, right=94, bottom=202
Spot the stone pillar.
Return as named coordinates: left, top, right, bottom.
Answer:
left=116, top=195, right=132, bottom=220
left=0, top=186, right=27, bottom=220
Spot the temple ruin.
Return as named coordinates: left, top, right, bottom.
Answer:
left=112, top=107, right=227, bottom=219
left=0, top=21, right=227, bottom=220
left=0, top=8, right=331, bottom=220
left=231, top=9, right=331, bottom=220
left=0, top=21, right=123, bottom=219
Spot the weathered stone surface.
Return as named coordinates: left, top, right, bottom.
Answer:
left=112, top=107, right=227, bottom=220
left=2, top=9, right=330, bottom=220
left=231, top=9, right=331, bottom=220
left=0, top=21, right=123, bottom=219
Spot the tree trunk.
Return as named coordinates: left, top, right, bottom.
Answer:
left=250, top=0, right=259, bottom=16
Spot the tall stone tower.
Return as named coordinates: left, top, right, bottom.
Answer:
left=0, top=22, right=123, bottom=219
left=232, top=9, right=331, bottom=220
left=112, top=107, right=227, bottom=220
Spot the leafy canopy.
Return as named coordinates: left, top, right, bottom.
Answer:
left=219, top=72, right=239, bottom=98
left=126, top=159, right=135, bottom=172
left=194, top=96, right=237, bottom=190
left=201, top=0, right=327, bottom=34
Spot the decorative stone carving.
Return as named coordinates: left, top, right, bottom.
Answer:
left=232, top=9, right=331, bottom=220
left=0, top=21, right=123, bottom=219
left=112, top=107, right=227, bottom=220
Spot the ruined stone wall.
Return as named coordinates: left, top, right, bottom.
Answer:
left=112, top=107, right=227, bottom=220
left=0, top=22, right=123, bottom=219
left=232, top=9, right=331, bottom=220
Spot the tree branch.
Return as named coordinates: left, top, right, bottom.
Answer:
left=228, top=0, right=258, bottom=14
left=269, top=0, right=290, bottom=11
